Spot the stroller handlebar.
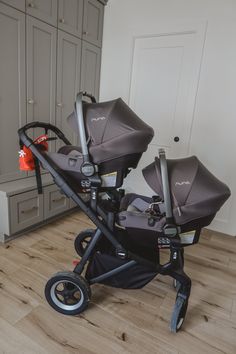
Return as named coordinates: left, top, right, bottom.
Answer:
left=18, top=121, right=71, bottom=147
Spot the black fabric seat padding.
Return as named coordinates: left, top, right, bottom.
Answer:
left=120, top=193, right=152, bottom=211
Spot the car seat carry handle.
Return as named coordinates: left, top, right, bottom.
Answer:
left=82, top=91, right=96, bottom=103
left=158, top=149, right=174, bottom=224
left=76, top=92, right=98, bottom=179
left=76, top=92, right=89, bottom=161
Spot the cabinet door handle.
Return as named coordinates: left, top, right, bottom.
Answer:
left=52, top=196, right=65, bottom=203
left=59, top=18, right=65, bottom=24
left=21, top=206, right=38, bottom=214
left=28, top=2, right=35, bottom=8
left=28, top=98, right=35, bottom=105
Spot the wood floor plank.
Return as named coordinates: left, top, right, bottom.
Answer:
left=16, top=304, right=138, bottom=354
left=31, top=238, right=76, bottom=267
left=185, top=243, right=230, bottom=266
left=0, top=253, right=21, bottom=275
left=0, top=272, right=39, bottom=325
left=0, top=317, right=48, bottom=354
left=91, top=285, right=223, bottom=354
left=0, top=211, right=235, bottom=353
left=231, top=300, right=236, bottom=321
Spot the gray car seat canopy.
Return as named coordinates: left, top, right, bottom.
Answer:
left=67, top=98, right=154, bottom=164
left=44, top=97, right=154, bottom=192
left=142, top=156, right=231, bottom=225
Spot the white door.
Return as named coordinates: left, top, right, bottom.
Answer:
left=129, top=31, right=204, bottom=158
left=125, top=28, right=205, bottom=195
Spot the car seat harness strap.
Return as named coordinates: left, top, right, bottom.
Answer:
left=34, top=156, right=43, bottom=194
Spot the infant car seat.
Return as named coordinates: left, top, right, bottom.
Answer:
left=118, top=155, right=230, bottom=245
left=46, top=97, right=154, bottom=192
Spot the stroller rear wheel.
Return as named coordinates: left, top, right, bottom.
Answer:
left=45, top=271, right=91, bottom=315
left=170, top=295, right=188, bottom=333
left=74, top=229, right=95, bottom=257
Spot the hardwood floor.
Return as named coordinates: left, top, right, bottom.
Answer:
left=0, top=211, right=235, bottom=354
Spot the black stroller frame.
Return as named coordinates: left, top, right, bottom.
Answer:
left=18, top=92, right=192, bottom=333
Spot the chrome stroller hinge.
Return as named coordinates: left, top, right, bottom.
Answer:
left=91, top=189, right=96, bottom=200
left=145, top=201, right=162, bottom=216
left=116, top=247, right=127, bottom=259
left=149, top=201, right=163, bottom=208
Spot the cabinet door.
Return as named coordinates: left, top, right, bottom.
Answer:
left=27, top=16, right=56, bottom=146
left=0, top=0, right=25, bottom=11
left=44, top=184, right=69, bottom=219
left=58, top=0, right=83, bottom=38
left=56, top=30, right=81, bottom=146
left=80, top=41, right=101, bottom=100
left=83, top=0, right=104, bottom=47
left=0, top=3, right=26, bottom=183
left=9, top=189, right=43, bottom=234
left=26, top=0, right=57, bottom=27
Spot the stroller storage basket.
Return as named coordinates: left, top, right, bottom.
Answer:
left=86, top=228, right=160, bottom=289
left=86, top=251, right=158, bottom=289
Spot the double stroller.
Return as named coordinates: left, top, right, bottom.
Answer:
left=18, top=92, right=230, bottom=332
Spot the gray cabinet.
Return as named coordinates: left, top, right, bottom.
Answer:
left=0, top=3, right=26, bottom=183
left=0, top=0, right=105, bottom=241
left=83, top=0, right=104, bottom=47
left=58, top=0, right=83, bottom=38
left=81, top=41, right=101, bottom=100
left=44, top=184, right=70, bottom=219
left=9, top=189, right=44, bottom=234
left=0, top=0, right=25, bottom=12
left=56, top=30, right=82, bottom=146
left=27, top=16, right=57, bottom=145
left=26, top=0, right=57, bottom=26
left=0, top=175, right=77, bottom=241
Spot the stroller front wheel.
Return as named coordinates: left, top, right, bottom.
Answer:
left=45, top=271, right=91, bottom=315
left=170, top=295, right=188, bottom=333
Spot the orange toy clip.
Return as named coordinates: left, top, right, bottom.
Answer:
left=19, top=134, right=49, bottom=171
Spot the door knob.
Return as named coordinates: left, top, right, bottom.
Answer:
left=27, top=98, right=35, bottom=104
left=174, top=136, right=180, bottom=142
left=28, top=2, right=35, bottom=8
left=83, top=31, right=89, bottom=35
left=56, top=102, right=63, bottom=107
left=59, top=18, right=65, bottom=24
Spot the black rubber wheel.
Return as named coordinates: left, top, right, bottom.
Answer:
left=45, top=271, right=91, bottom=316
left=170, top=295, right=188, bottom=333
left=173, top=279, right=181, bottom=292
left=74, top=229, right=95, bottom=257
